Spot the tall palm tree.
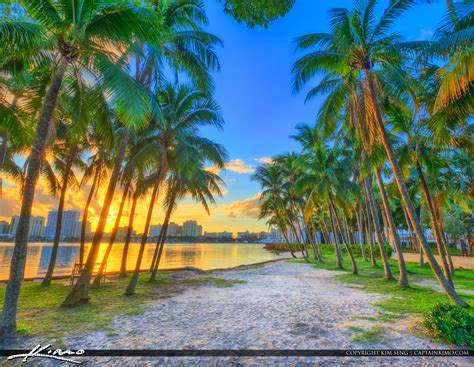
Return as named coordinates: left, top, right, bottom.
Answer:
left=0, top=0, right=162, bottom=338
left=291, top=0, right=466, bottom=305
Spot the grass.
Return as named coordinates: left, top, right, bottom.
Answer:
left=183, top=276, right=247, bottom=287
left=0, top=272, right=172, bottom=340
left=351, top=325, right=385, bottom=343
left=290, top=249, right=474, bottom=317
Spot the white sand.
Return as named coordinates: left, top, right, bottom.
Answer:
left=28, top=262, right=472, bottom=366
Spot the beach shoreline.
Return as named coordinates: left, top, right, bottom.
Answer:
left=16, top=261, right=470, bottom=366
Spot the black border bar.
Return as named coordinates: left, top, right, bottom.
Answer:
left=1, top=350, right=472, bottom=357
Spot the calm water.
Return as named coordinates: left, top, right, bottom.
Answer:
left=0, top=242, right=283, bottom=280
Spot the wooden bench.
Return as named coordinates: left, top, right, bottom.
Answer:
left=70, top=262, right=107, bottom=285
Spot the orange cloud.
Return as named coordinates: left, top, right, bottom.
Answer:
left=207, top=159, right=255, bottom=175
left=222, top=193, right=261, bottom=219
left=254, top=157, right=273, bottom=164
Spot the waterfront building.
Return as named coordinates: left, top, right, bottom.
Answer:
left=0, top=221, right=8, bottom=235
left=237, top=231, right=258, bottom=241
left=167, top=222, right=181, bottom=237
left=149, top=225, right=162, bottom=237
left=9, top=215, right=20, bottom=236
left=45, top=210, right=80, bottom=238
left=182, top=220, right=202, bottom=237
left=29, top=216, right=45, bottom=237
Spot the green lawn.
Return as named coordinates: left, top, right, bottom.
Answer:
left=0, top=272, right=172, bottom=340
left=290, top=249, right=474, bottom=317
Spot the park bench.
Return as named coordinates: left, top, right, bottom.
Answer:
left=70, top=262, right=107, bottom=285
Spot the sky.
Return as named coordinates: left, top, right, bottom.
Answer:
left=0, top=0, right=447, bottom=235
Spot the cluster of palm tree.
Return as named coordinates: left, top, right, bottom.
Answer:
left=254, top=0, right=472, bottom=306
left=0, top=0, right=228, bottom=340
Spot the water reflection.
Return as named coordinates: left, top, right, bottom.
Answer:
left=0, top=242, right=283, bottom=280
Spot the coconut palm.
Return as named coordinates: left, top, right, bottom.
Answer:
left=291, top=0, right=466, bottom=305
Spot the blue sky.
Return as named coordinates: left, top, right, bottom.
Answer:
left=1, top=1, right=448, bottom=234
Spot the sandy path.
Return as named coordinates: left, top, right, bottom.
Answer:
left=30, top=262, right=472, bottom=366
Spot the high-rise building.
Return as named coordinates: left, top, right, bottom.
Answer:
left=9, top=215, right=20, bottom=236
left=0, top=221, right=8, bottom=235
left=45, top=210, right=80, bottom=238
left=29, top=216, right=45, bottom=237
left=197, top=225, right=203, bottom=237
left=167, top=222, right=181, bottom=237
left=182, top=220, right=199, bottom=237
left=149, top=225, right=162, bottom=237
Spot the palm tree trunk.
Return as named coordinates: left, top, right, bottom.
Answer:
left=434, top=195, right=454, bottom=274
left=119, top=190, right=139, bottom=277
left=355, top=205, right=367, bottom=260
left=92, top=180, right=131, bottom=287
left=0, top=131, right=8, bottom=197
left=328, top=207, right=343, bottom=269
left=329, top=198, right=358, bottom=274
left=0, top=57, right=68, bottom=339
left=374, top=168, right=409, bottom=287
left=42, top=147, right=76, bottom=286
left=149, top=189, right=178, bottom=282
left=366, top=70, right=466, bottom=306
left=79, top=170, right=99, bottom=264
left=62, top=128, right=130, bottom=307
left=364, top=195, right=377, bottom=266
left=125, top=180, right=161, bottom=295
left=414, top=160, right=452, bottom=284
left=365, top=176, right=394, bottom=279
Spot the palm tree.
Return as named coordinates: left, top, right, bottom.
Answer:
left=291, top=0, right=466, bottom=305
left=62, top=0, right=222, bottom=307
left=125, top=81, right=227, bottom=294
left=0, top=0, right=162, bottom=337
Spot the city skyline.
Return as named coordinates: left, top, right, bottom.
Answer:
left=0, top=210, right=278, bottom=240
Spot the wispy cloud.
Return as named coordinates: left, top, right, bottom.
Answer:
left=207, top=159, right=255, bottom=175
left=223, top=193, right=261, bottom=219
left=254, top=157, right=273, bottom=164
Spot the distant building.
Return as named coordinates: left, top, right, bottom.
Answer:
left=115, top=226, right=131, bottom=241
left=182, top=220, right=201, bottom=237
left=0, top=221, right=8, bottom=235
left=45, top=210, right=80, bottom=238
left=149, top=225, right=162, bottom=237
left=9, top=215, right=20, bottom=236
left=29, top=216, right=45, bottom=237
left=167, top=222, right=181, bottom=237
left=237, top=231, right=258, bottom=241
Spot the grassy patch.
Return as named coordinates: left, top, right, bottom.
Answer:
left=351, top=325, right=385, bottom=343
left=184, top=276, right=247, bottom=287
left=347, top=325, right=363, bottom=332
left=0, top=272, right=171, bottom=340
left=297, top=249, right=474, bottom=317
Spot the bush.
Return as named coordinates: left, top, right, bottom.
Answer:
left=320, top=244, right=392, bottom=258
left=421, top=303, right=474, bottom=347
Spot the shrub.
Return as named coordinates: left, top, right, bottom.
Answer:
left=421, top=302, right=474, bottom=347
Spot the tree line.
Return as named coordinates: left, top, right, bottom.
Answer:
left=253, top=0, right=472, bottom=306
left=0, top=0, right=228, bottom=341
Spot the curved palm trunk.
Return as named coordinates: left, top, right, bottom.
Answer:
left=355, top=205, right=367, bottom=260
left=0, top=131, right=8, bottom=197
left=62, top=128, right=130, bottom=307
left=434, top=196, right=454, bottom=274
left=79, top=170, right=99, bottom=264
left=0, top=58, right=68, bottom=339
left=366, top=70, right=466, bottom=306
left=119, top=191, right=139, bottom=277
left=281, top=225, right=297, bottom=258
left=365, top=176, right=393, bottom=279
left=415, top=160, right=452, bottom=284
left=374, top=168, right=409, bottom=287
left=329, top=198, right=358, bottom=275
left=364, top=195, right=377, bottom=266
left=125, top=180, right=161, bottom=295
left=328, top=207, right=343, bottom=269
left=42, top=148, right=76, bottom=286
left=150, top=188, right=177, bottom=282
left=92, top=181, right=131, bottom=287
